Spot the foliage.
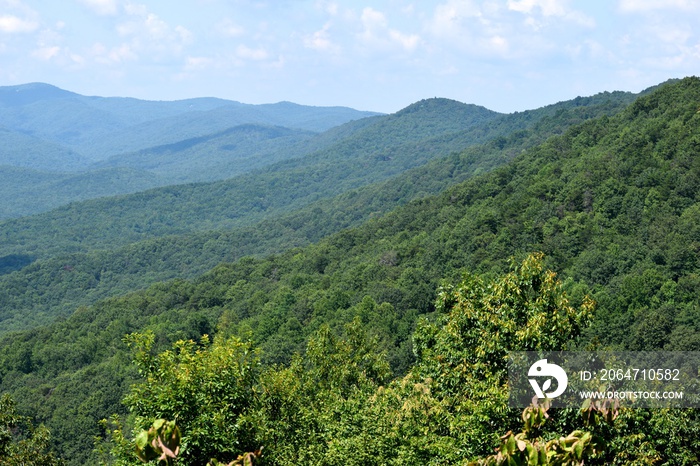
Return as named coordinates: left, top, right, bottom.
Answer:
left=317, top=253, right=594, bottom=464
left=0, top=78, right=697, bottom=464
left=468, top=398, right=610, bottom=466
left=0, top=90, right=635, bottom=333
left=0, top=393, right=63, bottom=465
left=110, top=255, right=681, bottom=465
left=120, top=333, right=260, bottom=465
left=133, top=419, right=180, bottom=465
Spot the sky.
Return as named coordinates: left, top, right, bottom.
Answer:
left=0, top=0, right=699, bottom=113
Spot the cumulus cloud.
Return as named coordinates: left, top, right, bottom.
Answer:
left=426, top=0, right=603, bottom=64
left=77, top=0, right=119, bottom=16
left=618, top=0, right=700, bottom=12
left=507, top=0, right=566, bottom=16
left=427, top=0, right=482, bottom=39
left=358, top=7, right=420, bottom=52
left=0, top=14, right=38, bottom=33
left=507, top=0, right=595, bottom=28
left=107, top=4, right=193, bottom=63
left=315, top=0, right=339, bottom=16
left=185, top=55, right=214, bottom=70
left=217, top=18, right=245, bottom=37
left=90, top=41, right=137, bottom=64
left=304, top=22, right=340, bottom=53
left=32, top=45, right=60, bottom=60
left=426, top=1, right=515, bottom=58
left=236, top=44, right=268, bottom=60
left=118, top=12, right=169, bottom=40
left=388, top=29, right=419, bottom=51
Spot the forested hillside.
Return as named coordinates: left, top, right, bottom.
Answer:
left=0, top=97, right=500, bottom=249
left=0, top=91, right=636, bottom=333
left=93, top=124, right=316, bottom=184
left=0, top=83, right=379, bottom=218
left=0, top=78, right=697, bottom=464
left=0, top=83, right=376, bottom=158
left=0, top=124, right=317, bottom=219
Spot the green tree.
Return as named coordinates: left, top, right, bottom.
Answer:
left=116, top=333, right=261, bottom=465
left=0, top=393, right=63, bottom=466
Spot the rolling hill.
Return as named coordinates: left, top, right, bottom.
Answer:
left=0, top=83, right=380, bottom=218
left=0, top=83, right=378, bottom=160
left=2, top=78, right=696, bottom=464
left=0, top=89, right=639, bottom=333
left=0, top=97, right=502, bottom=257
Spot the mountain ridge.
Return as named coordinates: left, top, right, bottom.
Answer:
left=0, top=96, right=504, bottom=257
left=0, top=77, right=698, bottom=464
left=0, top=87, right=640, bottom=333
left=0, top=82, right=383, bottom=218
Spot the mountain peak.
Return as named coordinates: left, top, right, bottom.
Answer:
left=0, top=82, right=79, bottom=106
left=395, top=97, right=499, bottom=118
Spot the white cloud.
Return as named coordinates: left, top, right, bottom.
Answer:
left=123, top=2, right=147, bottom=16
left=0, top=14, right=38, bottom=33
left=90, top=41, right=137, bottom=64
left=69, top=53, right=85, bottom=65
left=175, top=25, right=192, bottom=43
left=358, top=7, right=421, bottom=52
left=427, top=1, right=514, bottom=57
left=401, top=4, right=415, bottom=15
left=236, top=44, right=268, bottom=60
left=315, top=0, right=339, bottom=16
left=619, top=0, right=699, bottom=12
left=112, top=5, right=192, bottom=61
left=360, top=7, right=386, bottom=33
left=304, top=22, right=340, bottom=53
left=651, top=23, right=692, bottom=45
left=144, top=13, right=168, bottom=39
left=507, top=0, right=595, bottom=28
left=185, top=55, right=214, bottom=70
left=263, top=54, right=285, bottom=69
left=428, top=0, right=482, bottom=39
left=108, top=43, right=136, bottom=62
left=32, top=45, right=60, bottom=60
left=507, top=0, right=566, bottom=16
left=119, top=12, right=169, bottom=40
left=77, top=0, right=119, bottom=16
left=389, top=29, right=420, bottom=51
left=488, top=34, right=508, bottom=53
left=218, top=18, right=245, bottom=37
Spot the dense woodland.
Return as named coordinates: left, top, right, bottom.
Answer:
left=0, top=90, right=636, bottom=333
left=0, top=83, right=378, bottom=218
left=0, top=78, right=699, bottom=464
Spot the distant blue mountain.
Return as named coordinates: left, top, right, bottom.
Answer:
left=0, top=83, right=382, bottom=217
left=0, top=82, right=381, bottom=160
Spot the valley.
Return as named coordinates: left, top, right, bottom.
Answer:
left=0, top=78, right=698, bottom=465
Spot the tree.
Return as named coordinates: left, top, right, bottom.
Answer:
left=115, top=332, right=261, bottom=465
left=0, top=393, right=63, bottom=466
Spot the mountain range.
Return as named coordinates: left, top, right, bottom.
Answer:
left=0, top=78, right=698, bottom=465
left=0, top=86, right=639, bottom=334
left=0, top=82, right=379, bottom=218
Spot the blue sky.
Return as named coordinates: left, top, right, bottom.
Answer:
left=1, top=0, right=699, bottom=113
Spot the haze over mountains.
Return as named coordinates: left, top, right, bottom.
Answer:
left=0, top=83, right=379, bottom=218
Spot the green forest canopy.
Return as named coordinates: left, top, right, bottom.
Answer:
left=0, top=77, right=698, bottom=464
left=0, top=89, right=637, bottom=334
